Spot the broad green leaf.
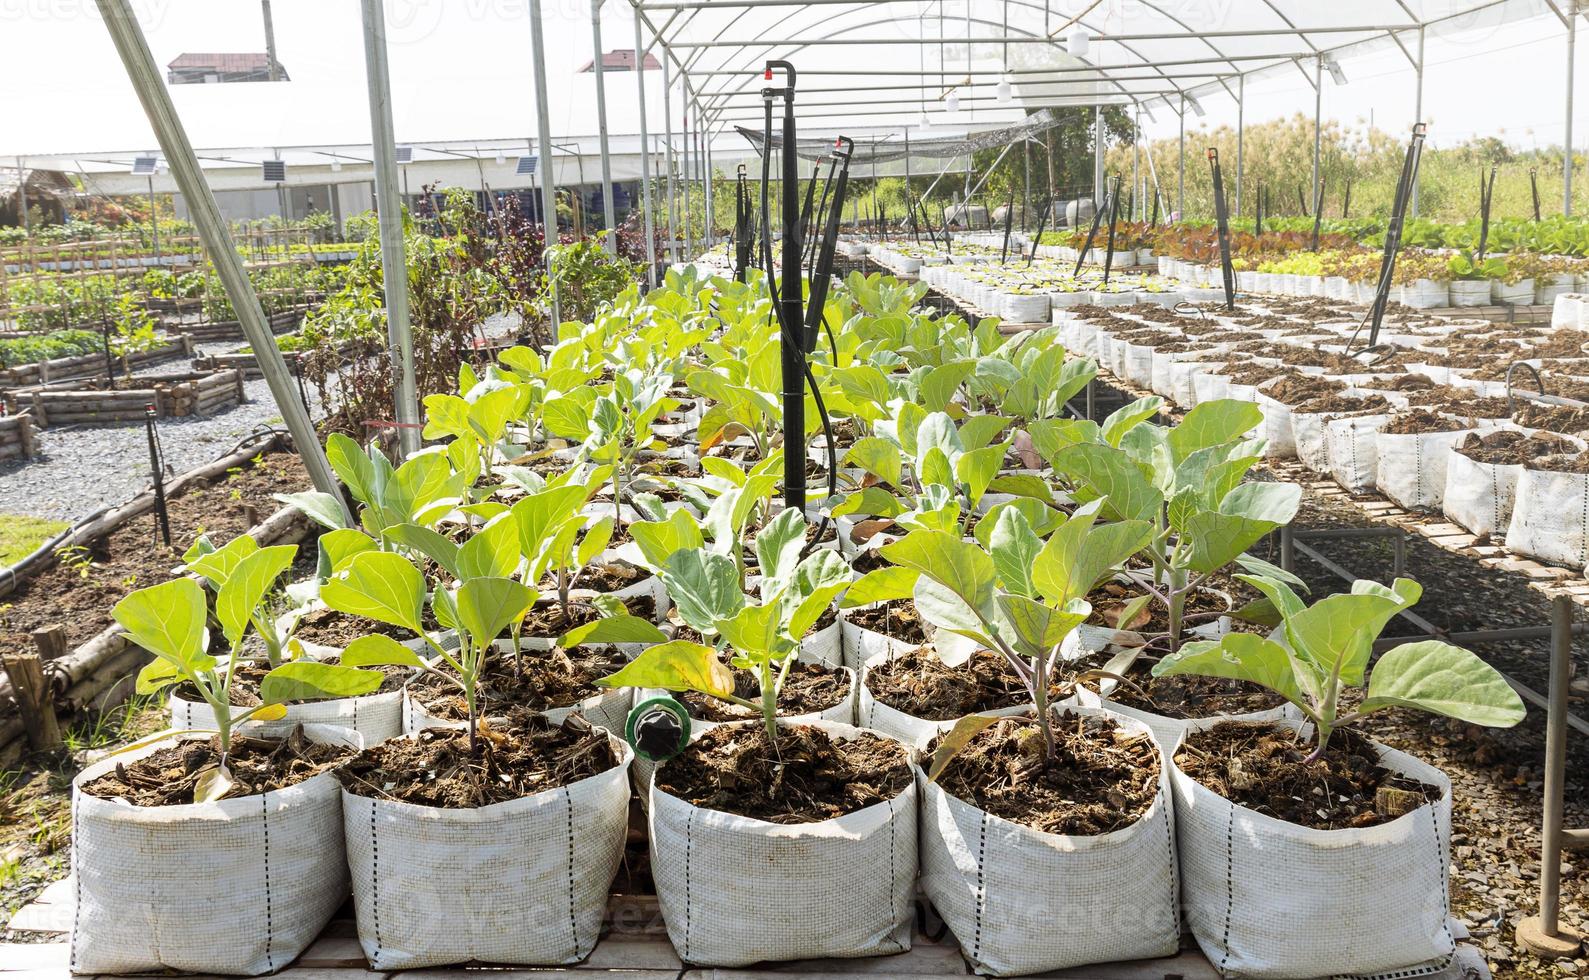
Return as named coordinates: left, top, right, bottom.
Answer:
left=1234, top=573, right=1307, bottom=624
left=326, top=433, right=378, bottom=504
left=456, top=576, right=535, bottom=649
left=320, top=528, right=378, bottom=575
left=1285, top=579, right=1420, bottom=687
left=596, top=640, right=735, bottom=698
left=113, top=578, right=208, bottom=667
left=912, top=575, right=995, bottom=648
left=1027, top=417, right=1101, bottom=464
left=322, top=552, right=427, bottom=633
left=1050, top=443, right=1162, bottom=523
left=275, top=490, right=350, bottom=531
left=421, top=393, right=472, bottom=441
left=542, top=393, right=593, bottom=441
left=1168, top=399, right=1263, bottom=463
left=928, top=714, right=1000, bottom=782
left=1101, top=396, right=1163, bottom=447
left=185, top=534, right=258, bottom=586
left=134, top=657, right=183, bottom=696
left=958, top=415, right=1011, bottom=452
left=558, top=613, right=667, bottom=647
left=955, top=444, right=1009, bottom=505
left=458, top=513, right=522, bottom=579
left=920, top=360, right=977, bottom=413
left=714, top=602, right=789, bottom=660
left=994, top=594, right=1089, bottom=662
left=839, top=566, right=921, bottom=608
left=661, top=549, right=745, bottom=635
left=216, top=545, right=296, bottom=646
left=985, top=474, right=1055, bottom=504
left=512, top=484, right=589, bottom=557
left=259, top=661, right=384, bottom=703
left=785, top=548, right=852, bottom=639
left=831, top=486, right=908, bottom=519
left=1360, top=640, right=1526, bottom=727
left=846, top=437, right=904, bottom=490
left=882, top=530, right=995, bottom=613
left=1153, top=633, right=1312, bottom=709
left=1032, top=502, right=1154, bottom=605
left=577, top=516, right=615, bottom=567
left=468, top=384, right=523, bottom=445
left=386, top=523, right=462, bottom=580
left=989, top=506, right=1043, bottom=598
left=917, top=412, right=964, bottom=462
left=755, top=507, right=808, bottom=588
left=631, top=508, right=706, bottom=570
left=340, top=633, right=428, bottom=669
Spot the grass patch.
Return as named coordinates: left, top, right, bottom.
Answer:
left=0, top=514, right=69, bottom=567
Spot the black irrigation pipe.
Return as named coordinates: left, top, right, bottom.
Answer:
left=1531, top=167, right=1543, bottom=222
left=1478, top=164, right=1498, bottom=260
left=1310, top=177, right=1326, bottom=252
left=1208, top=149, right=1236, bottom=311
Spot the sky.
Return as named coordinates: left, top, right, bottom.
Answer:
left=0, top=1, right=1582, bottom=160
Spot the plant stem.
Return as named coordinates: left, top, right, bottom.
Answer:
left=758, top=660, right=778, bottom=743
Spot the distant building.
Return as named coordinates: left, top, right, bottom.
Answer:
left=577, top=49, right=661, bottom=72
left=167, top=53, right=287, bottom=85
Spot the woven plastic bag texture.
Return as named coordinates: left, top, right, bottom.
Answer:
left=1171, top=720, right=1455, bottom=979
left=1442, top=451, right=1519, bottom=538
left=341, top=732, right=632, bottom=969
left=170, top=685, right=402, bottom=745
left=1327, top=414, right=1392, bottom=492
left=1507, top=466, right=1589, bottom=568
left=69, top=725, right=359, bottom=976
left=918, top=709, right=1180, bottom=976
left=647, top=720, right=918, bottom=966
left=1376, top=427, right=1474, bottom=511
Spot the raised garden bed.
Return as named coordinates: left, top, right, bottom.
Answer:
left=3, top=368, right=246, bottom=426
left=166, top=306, right=307, bottom=342
left=0, top=334, right=195, bottom=388
left=0, top=414, right=38, bottom=461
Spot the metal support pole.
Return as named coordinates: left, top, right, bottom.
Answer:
left=1568, top=3, right=1578, bottom=216
left=94, top=0, right=345, bottom=512
left=529, top=0, right=562, bottom=325
left=591, top=0, right=616, bottom=252
left=1313, top=56, right=1324, bottom=213
left=16, top=157, right=30, bottom=235
left=663, top=55, right=678, bottom=262
left=1131, top=108, right=1141, bottom=221
left=702, top=104, right=715, bottom=249
left=1412, top=27, right=1425, bottom=216
left=1177, top=96, right=1186, bottom=218
left=262, top=0, right=281, bottom=81
left=681, top=90, right=693, bottom=258
left=360, top=0, right=420, bottom=456
left=1093, top=106, right=1105, bottom=206
left=633, top=8, right=657, bottom=285
left=1515, top=595, right=1586, bottom=958
left=1236, top=74, right=1246, bottom=217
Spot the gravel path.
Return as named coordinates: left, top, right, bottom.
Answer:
left=0, top=344, right=325, bottom=523
left=0, top=312, right=523, bottom=524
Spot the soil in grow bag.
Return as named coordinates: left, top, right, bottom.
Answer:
left=1220, top=364, right=1293, bottom=387
left=536, top=560, right=651, bottom=595
left=1371, top=373, right=1439, bottom=392
left=850, top=548, right=893, bottom=574
left=337, top=717, right=618, bottom=808
left=847, top=601, right=930, bottom=645
left=928, top=713, right=1159, bottom=836
left=1527, top=452, right=1589, bottom=474
left=1263, top=375, right=1345, bottom=406
left=1318, top=352, right=1411, bottom=374
left=1175, top=722, right=1442, bottom=830
left=865, top=647, right=1070, bottom=720
left=1093, top=669, right=1286, bottom=719
left=1403, top=387, right=1512, bottom=419
left=1380, top=409, right=1468, bottom=435
left=1457, top=430, right=1580, bottom=466
left=1084, top=580, right=1229, bottom=635
left=1514, top=403, right=1589, bottom=434
left=680, top=661, right=849, bottom=722
left=80, top=729, right=352, bottom=806
left=296, top=606, right=447, bottom=647
left=408, top=647, right=627, bottom=721
left=1289, top=392, right=1391, bottom=416
left=520, top=594, right=657, bottom=637
left=175, top=657, right=409, bottom=707
left=655, top=723, right=912, bottom=824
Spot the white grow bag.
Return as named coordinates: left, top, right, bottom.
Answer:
left=169, top=662, right=403, bottom=746
left=1376, top=425, right=1477, bottom=511
left=1507, top=464, right=1589, bottom=568
left=918, top=708, right=1180, bottom=976
left=1171, top=719, right=1455, bottom=979
left=648, top=720, right=919, bottom=966
left=341, top=731, right=633, bottom=969
left=69, top=726, right=361, bottom=976
left=1327, top=414, right=1393, bottom=492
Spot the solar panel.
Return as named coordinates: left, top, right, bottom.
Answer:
left=395, top=146, right=414, bottom=164
left=130, top=156, right=158, bottom=176
left=515, top=155, right=538, bottom=175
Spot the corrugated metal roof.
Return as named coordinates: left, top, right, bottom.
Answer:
left=168, top=53, right=273, bottom=72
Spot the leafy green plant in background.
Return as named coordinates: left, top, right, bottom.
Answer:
left=1154, top=575, right=1526, bottom=758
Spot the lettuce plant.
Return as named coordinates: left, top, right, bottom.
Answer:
left=119, top=573, right=383, bottom=801
left=597, top=510, right=851, bottom=740
left=1154, top=575, right=1526, bottom=759
left=1043, top=397, right=1301, bottom=646
left=872, top=500, right=1152, bottom=756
